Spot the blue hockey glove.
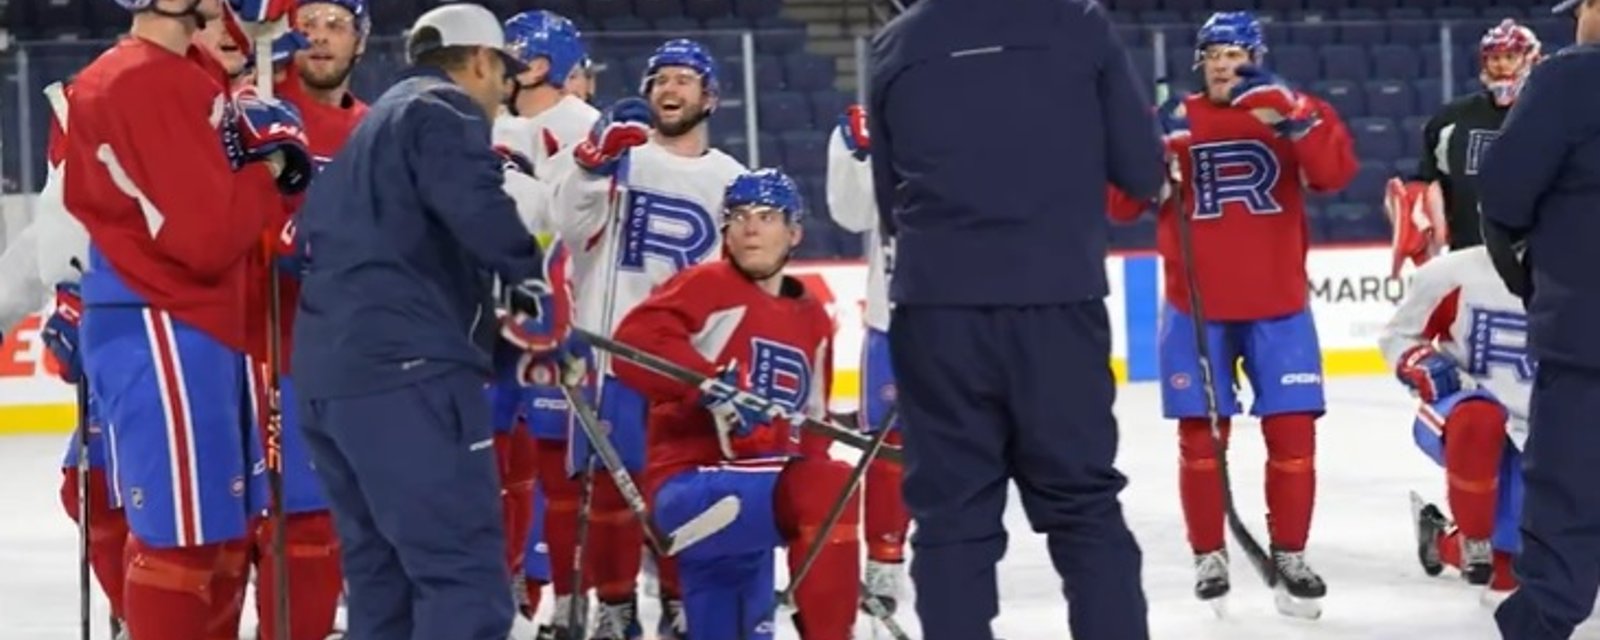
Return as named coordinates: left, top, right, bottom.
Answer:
left=837, top=104, right=869, bottom=161
left=573, top=97, right=652, bottom=176
left=1230, top=65, right=1320, bottom=139
left=39, top=282, right=83, bottom=384
left=1396, top=345, right=1461, bottom=404
left=270, top=30, right=310, bottom=66
left=699, top=360, right=780, bottom=438
left=230, top=86, right=313, bottom=194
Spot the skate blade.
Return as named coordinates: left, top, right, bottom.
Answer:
left=1205, top=595, right=1228, bottom=619
left=1273, top=586, right=1323, bottom=620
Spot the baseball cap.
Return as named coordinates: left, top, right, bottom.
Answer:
left=1552, top=0, right=1581, bottom=14
left=406, top=3, right=527, bottom=72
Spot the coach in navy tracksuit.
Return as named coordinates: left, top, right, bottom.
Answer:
left=1479, top=2, right=1600, bottom=638
left=291, top=5, right=543, bottom=639
left=868, top=0, right=1165, bottom=638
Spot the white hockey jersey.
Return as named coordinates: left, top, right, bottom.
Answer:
left=492, top=96, right=602, bottom=237
left=0, top=97, right=89, bottom=333
left=1378, top=246, right=1533, bottom=448
left=550, top=140, right=746, bottom=373
left=824, top=129, right=890, bottom=332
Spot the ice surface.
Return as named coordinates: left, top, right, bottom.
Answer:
left=3, top=377, right=1598, bottom=639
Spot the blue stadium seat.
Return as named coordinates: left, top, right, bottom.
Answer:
left=1325, top=203, right=1388, bottom=242
left=1388, top=11, right=1437, bottom=46
left=651, top=16, right=701, bottom=36
left=753, top=54, right=785, bottom=91
left=684, top=0, right=733, bottom=20
left=1336, top=9, right=1385, bottom=46
left=1345, top=161, right=1390, bottom=204
left=795, top=219, right=836, bottom=259
left=527, top=0, right=586, bottom=19
left=703, top=15, right=751, bottom=31
left=1321, top=44, right=1370, bottom=80
left=754, top=17, right=808, bottom=55
left=1364, top=80, right=1415, bottom=119
left=1418, top=44, right=1445, bottom=78
left=1370, top=44, right=1422, bottom=80
left=1401, top=114, right=1431, bottom=160
left=22, top=0, right=91, bottom=39
left=780, top=131, right=828, bottom=176
left=712, top=106, right=750, bottom=141
left=1261, top=0, right=1305, bottom=12
left=1210, top=0, right=1253, bottom=11
left=634, top=0, right=685, bottom=21
left=1288, top=21, right=1338, bottom=47
left=586, top=0, right=635, bottom=21
left=809, top=90, right=852, bottom=128
left=733, top=0, right=782, bottom=20
left=1163, top=0, right=1206, bottom=13
left=757, top=92, right=810, bottom=133
left=1414, top=78, right=1445, bottom=107
left=1114, top=0, right=1161, bottom=12
left=1311, top=80, right=1365, bottom=119
left=1271, top=45, right=1319, bottom=80
left=1432, top=7, right=1477, bottom=20
left=783, top=52, right=835, bottom=93
left=87, top=0, right=133, bottom=38
left=1350, top=117, right=1403, bottom=161
left=0, top=57, right=20, bottom=194
left=350, top=52, right=401, bottom=104
left=1393, top=158, right=1420, bottom=179
left=1304, top=205, right=1332, bottom=243
left=1117, top=24, right=1150, bottom=48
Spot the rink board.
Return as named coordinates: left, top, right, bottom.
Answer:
left=0, top=244, right=1402, bottom=435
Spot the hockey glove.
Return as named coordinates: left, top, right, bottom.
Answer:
left=270, top=216, right=303, bottom=277
left=232, top=86, right=313, bottom=194
left=495, top=144, right=537, bottom=177
left=1396, top=345, right=1461, bottom=404
left=40, top=282, right=83, bottom=385
left=229, top=0, right=296, bottom=23
left=1229, top=66, right=1320, bottom=140
left=838, top=104, right=870, bottom=161
left=270, top=30, right=310, bottom=67
left=699, top=360, right=784, bottom=437
left=1383, top=179, right=1449, bottom=277
left=574, top=97, right=652, bottom=177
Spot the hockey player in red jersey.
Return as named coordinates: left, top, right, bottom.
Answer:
left=1379, top=245, right=1529, bottom=602
left=242, top=2, right=370, bottom=638
left=611, top=169, right=860, bottom=640
left=63, top=0, right=311, bottom=637
left=1108, top=10, right=1357, bottom=616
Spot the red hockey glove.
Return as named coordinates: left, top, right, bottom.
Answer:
left=837, top=104, right=870, bottom=160
left=573, top=97, right=652, bottom=177
left=1383, top=178, right=1449, bottom=277
left=231, top=86, right=313, bottom=194
left=1397, top=345, right=1462, bottom=404
left=1229, top=66, right=1320, bottom=139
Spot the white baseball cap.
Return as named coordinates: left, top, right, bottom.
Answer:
left=406, top=3, right=527, bottom=72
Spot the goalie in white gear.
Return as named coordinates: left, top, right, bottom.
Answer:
left=545, top=37, right=746, bottom=639
left=823, top=102, right=908, bottom=614
left=1378, top=245, right=1531, bottom=600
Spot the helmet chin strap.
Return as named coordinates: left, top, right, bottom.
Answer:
left=506, top=74, right=549, bottom=117
left=151, top=0, right=207, bottom=30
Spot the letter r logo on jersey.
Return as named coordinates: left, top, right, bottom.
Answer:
left=1189, top=140, right=1284, bottom=219
left=748, top=338, right=812, bottom=417
left=1467, top=308, right=1535, bottom=381
left=619, top=189, right=718, bottom=272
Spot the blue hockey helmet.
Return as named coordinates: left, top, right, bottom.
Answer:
left=640, top=38, right=720, bottom=97
left=1195, top=11, right=1266, bottom=63
left=298, top=0, right=371, bottom=36
left=505, top=10, right=590, bottom=88
left=723, top=169, right=805, bottom=226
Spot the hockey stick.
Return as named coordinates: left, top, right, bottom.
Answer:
left=574, top=328, right=903, bottom=464
left=858, top=589, right=912, bottom=640
left=1166, top=134, right=1277, bottom=590
left=559, top=380, right=740, bottom=556
left=74, top=381, right=91, bottom=640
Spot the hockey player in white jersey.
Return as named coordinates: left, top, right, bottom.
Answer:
left=547, top=37, right=747, bottom=639
left=822, top=102, right=909, bottom=614
left=1378, top=245, right=1531, bottom=600
left=495, top=10, right=600, bottom=169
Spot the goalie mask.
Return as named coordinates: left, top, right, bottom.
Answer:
left=1480, top=19, right=1541, bottom=107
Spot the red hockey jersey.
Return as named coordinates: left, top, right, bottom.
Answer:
left=64, top=37, right=280, bottom=351
left=1109, top=93, right=1358, bottom=321
left=244, top=75, right=368, bottom=370
left=611, top=261, right=835, bottom=496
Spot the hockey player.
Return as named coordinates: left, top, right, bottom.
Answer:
left=822, top=103, right=908, bottom=613
left=1377, top=245, right=1528, bottom=600
left=1107, top=10, right=1358, bottom=614
left=496, top=10, right=598, bottom=167
left=63, top=0, right=311, bottom=637
left=1390, top=19, right=1542, bottom=259
left=546, top=37, right=747, bottom=638
left=244, top=2, right=371, bottom=638
left=611, top=168, right=860, bottom=640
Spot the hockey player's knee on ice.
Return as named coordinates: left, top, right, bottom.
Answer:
left=254, top=512, right=344, bottom=640
left=122, top=537, right=246, bottom=640
left=1262, top=413, right=1316, bottom=551
left=59, top=466, right=131, bottom=620
left=1177, top=418, right=1233, bottom=553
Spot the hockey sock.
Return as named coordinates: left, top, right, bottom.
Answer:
left=207, top=537, right=250, bottom=640
left=122, top=537, right=225, bottom=640
left=1441, top=399, right=1508, bottom=539
left=255, top=512, right=343, bottom=640
left=534, top=439, right=585, bottom=597
left=59, top=467, right=130, bottom=620
left=656, top=552, right=682, bottom=600
left=1437, top=529, right=1463, bottom=569
left=777, top=457, right=861, bottom=640
left=522, top=578, right=546, bottom=617
left=502, top=429, right=539, bottom=575
left=1177, top=418, right=1233, bottom=553
left=864, top=430, right=909, bottom=563
left=1263, top=413, right=1317, bottom=551
left=590, top=474, right=643, bottom=602
left=1491, top=551, right=1519, bottom=591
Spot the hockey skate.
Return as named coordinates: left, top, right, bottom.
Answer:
left=657, top=597, right=687, bottom=640
left=863, top=559, right=905, bottom=615
left=590, top=598, right=642, bottom=640
left=1460, top=537, right=1493, bottom=586
left=1192, top=549, right=1230, bottom=618
left=538, top=595, right=588, bottom=640
left=1411, top=492, right=1448, bottom=577
left=1271, top=548, right=1325, bottom=620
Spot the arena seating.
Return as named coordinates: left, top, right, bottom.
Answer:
left=0, top=0, right=1575, bottom=256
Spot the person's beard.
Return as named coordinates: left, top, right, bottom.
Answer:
left=299, top=57, right=355, bottom=92
left=654, top=104, right=709, bottom=138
